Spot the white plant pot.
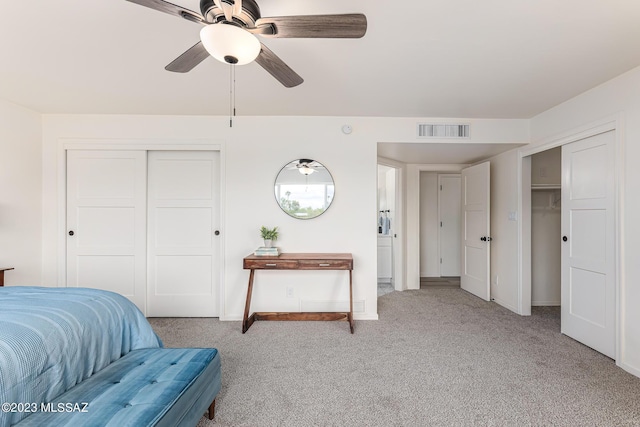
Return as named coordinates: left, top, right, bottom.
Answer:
left=264, top=239, right=273, bottom=248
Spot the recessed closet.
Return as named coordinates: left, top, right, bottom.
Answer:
left=66, top=149, right=221, bottom=317
left=530, top=147, right=561, bottom=306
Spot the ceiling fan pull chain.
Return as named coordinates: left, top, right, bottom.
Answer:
left=229, top=64, right=237, bottom=128
left=229, top=64, right=233, bottom=128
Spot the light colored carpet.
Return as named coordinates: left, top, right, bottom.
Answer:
left=420, top=277, right=461, bottom=288
left=149, top=288, right=640, bottom=426
left=377, top=282, right=395, bottom=296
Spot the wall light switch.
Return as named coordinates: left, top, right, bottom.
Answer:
left=508, top=211, right=517, bottom=221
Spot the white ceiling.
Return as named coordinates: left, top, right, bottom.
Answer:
left=378, top=142, right=525, bottom=165
left=1, top=1, right=640, bottom=118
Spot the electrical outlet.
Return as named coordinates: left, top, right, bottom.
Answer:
left=286, top=286, right=294, bottom=298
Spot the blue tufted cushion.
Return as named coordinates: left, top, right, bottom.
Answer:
left=14, top=348, right=221, bottom=427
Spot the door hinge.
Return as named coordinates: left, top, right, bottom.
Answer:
left=440, top=221, right=443, bottom=227
left=440, top=258, right=442, bottom=264
left=440, top=185, right=443, bottom=191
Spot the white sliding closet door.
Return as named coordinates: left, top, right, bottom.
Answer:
left=561, top=131, right=615, bottom=358
left=147, top=151, right=220, bottom=317
left=66, top=150, right=147, bottom=312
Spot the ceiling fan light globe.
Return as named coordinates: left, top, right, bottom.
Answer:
left=299, top=166, right=314, bottom=175
left=200, top=24, right=261, bottom=65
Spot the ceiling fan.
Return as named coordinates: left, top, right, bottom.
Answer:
left=287, top=159, right=324, bottom=175
left=126, top=0, right=367, bottom=88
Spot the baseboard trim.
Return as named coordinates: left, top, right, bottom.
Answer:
left=220, top=313, right=380, bottom=321
left=618, top=361, right=640, bottom=379
left=532, top=301, right=561, bottom=306
left=492, top=297, right=520, bottom=315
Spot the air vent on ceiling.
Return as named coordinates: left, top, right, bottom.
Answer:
left=417, top=123, right=470, bottom=139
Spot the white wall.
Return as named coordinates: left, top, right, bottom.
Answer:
left=419, top=172, right=439, bottom=277
left=35, top=115, right=529, bottom=319
left=528, top=65, right=640, bottom=377
left=0, top=100, right=42, bottom=286
left=40, top=115, right=382, bottom=320
left=531, top=147, right=561, bottom=186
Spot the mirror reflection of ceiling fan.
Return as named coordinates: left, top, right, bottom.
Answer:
left=287, top=159, right=323, bottom=175
left=125, top=0, right=368, bottom=88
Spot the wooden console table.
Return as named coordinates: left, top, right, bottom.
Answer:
left=0, top=268, right=14, bottom=287
left=242, top=253, right=354, bottom=334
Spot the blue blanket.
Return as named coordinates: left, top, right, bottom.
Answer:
left=0, top=287, right=162, bottom=427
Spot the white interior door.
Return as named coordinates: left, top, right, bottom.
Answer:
left=561, top=131, right=615, bottom=358
left=66, top=150, right=147, bottom=312
left=147, top=151, right=220, bottom=317
left=461, top=162, right=491, bottom=300
left=439, top=174, right=461, bottom=276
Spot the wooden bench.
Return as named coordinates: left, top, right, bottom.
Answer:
left=15, top=348, right=221, bottom=427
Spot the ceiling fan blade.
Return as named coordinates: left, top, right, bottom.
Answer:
left=213, top=0, right=233, bottom=21
left=255, top=44, right=303, bottom=88
left=165, top=42, right=210, bottom=73
left=255, top=14, right=367, bottom=38
left=232, top=0, right=243, bottom=18
left=126, top=0, right=206, bottom=24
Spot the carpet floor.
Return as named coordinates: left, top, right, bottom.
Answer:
left=149, top=288, right=640, bottom=426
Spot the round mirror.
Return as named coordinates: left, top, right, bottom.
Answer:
left=274, top=159, right=335, bottom=219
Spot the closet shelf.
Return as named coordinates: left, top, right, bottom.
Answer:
left=531, top=184, right=561, bottom=190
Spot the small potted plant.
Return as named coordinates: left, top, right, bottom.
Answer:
left=260, top=226, right=279, bottom=248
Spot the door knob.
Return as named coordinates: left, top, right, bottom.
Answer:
left=214, top=230, right=220, bottom=236
left=481, top=236, right=486, bottom=241
left=562, top=236, right=568, bottom=242
left=68, top=230, right=74, bottom=236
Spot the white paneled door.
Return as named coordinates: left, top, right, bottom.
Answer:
left=561, top=131, right=615, bottom=358
left=66, top=150, right=148, bottom=312
left=461, top=162, right=491, bottom=301
left=439, top=174, right=461, bottom=277
left=147, top=151, right=220, bottom=317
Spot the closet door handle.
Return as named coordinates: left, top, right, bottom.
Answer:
left=562, top=236, right=568, bottom=242
left=68, top=230, right=75, bottom=236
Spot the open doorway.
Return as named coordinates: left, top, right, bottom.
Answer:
left=419, top=172, right=461, bottom=289
left=377, top=141, right=524, bottom=292
left=377, top=164, right=395, bottom=296
left=377, top=160, right=404, bottom=296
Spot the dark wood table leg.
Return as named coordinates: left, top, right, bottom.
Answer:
left=0, top=268, right=13, bottom=287
left=242, top=269, right=256, bottom=333
left=348, top=269, right=354, bottom=333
